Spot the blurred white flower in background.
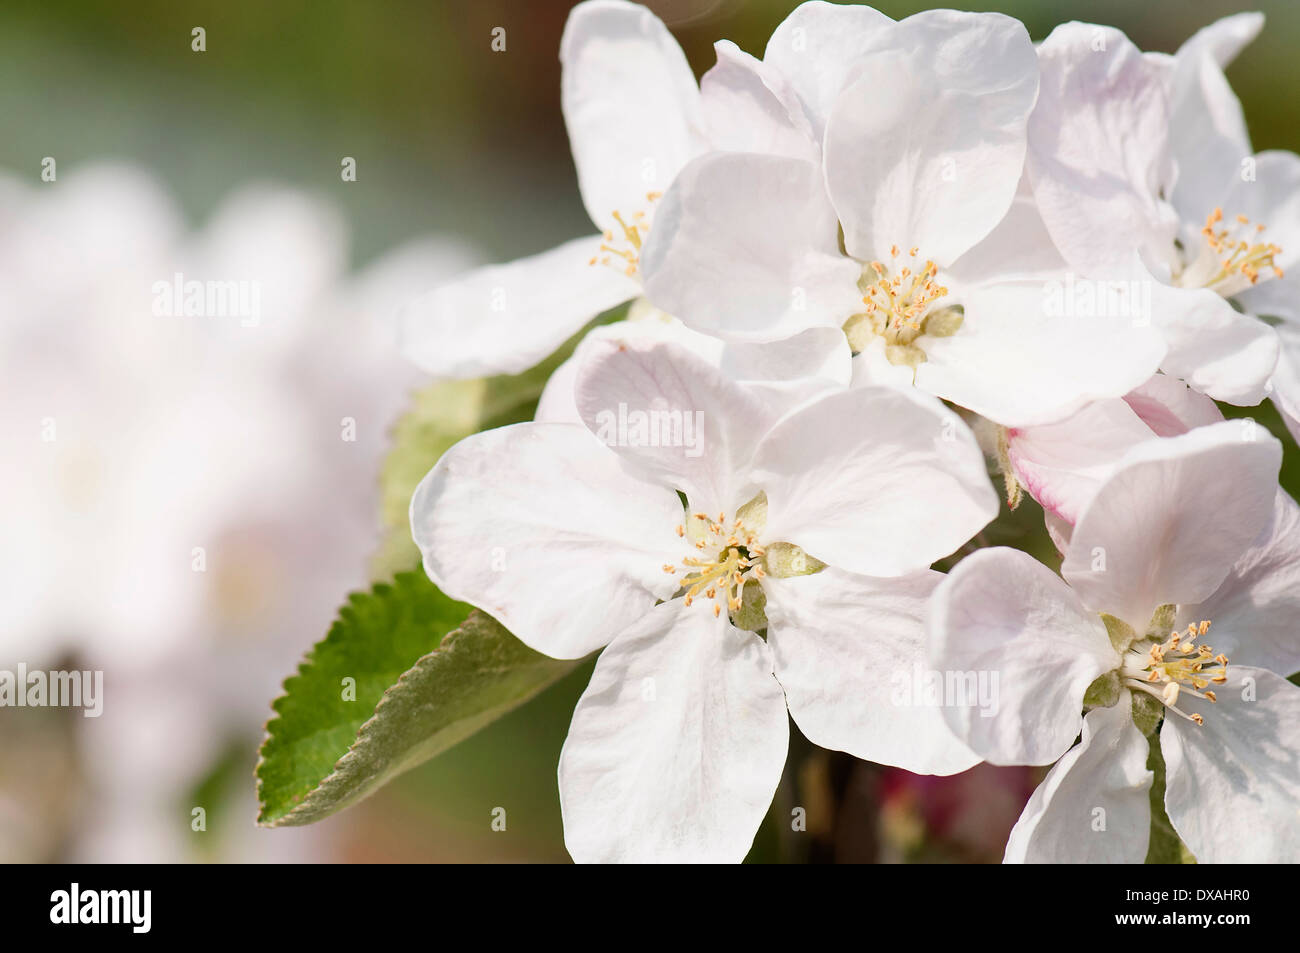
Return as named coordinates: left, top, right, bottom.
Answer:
left=0, top=162, right=478, bottom=861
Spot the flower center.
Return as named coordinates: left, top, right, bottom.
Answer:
left=1119, top=620, right=1228, bottom=726
left=661, top=510, right=766, bottom=618
left=842, top=245, right=962, bottom=369
left=588, top=191, right=663, bottom=278
left=1174, top=207, right=1283, bottom=298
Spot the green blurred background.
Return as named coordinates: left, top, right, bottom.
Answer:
left=4, top=0, right=1296, bottom=862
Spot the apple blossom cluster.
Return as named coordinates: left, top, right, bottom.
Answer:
left=400, top=2, right=1300, bottom=863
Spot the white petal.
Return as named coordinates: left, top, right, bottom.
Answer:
left=539, top=314, right=850, bottom=425
left=560, top=0, right=704, bottom=232
left=639, top=151, right=862, bottom=340
left=1167, top=53, right=1252, bottom=223
left=764, top=568, right=980, bottom=775
left=1162, top=666, right=1300, bottom=863
left=762, top=0, right=894, bottom=139
left=1217, top=150, right=1300, bottom=291
left=1007, top=398, right=1154, bottom=525
left=700, top=40, right=819, bottom=162
left=1165, top=12, right=1267, bottom=221
left=1270, top=323, right=1300, bottom=444
left=1122, top=372, right=1222, bottom=436
left=534, top=352, right=582, bottom=425
left=719, top=326, right=852, bottom=388
left=944, top=175, right=1070, bottom=286
left=824, top=10, right=1038, bottom=266
left=573, top=334, right=775, bottom=516
left=1148, top=275, right=1278, bottom=405
left=410, top=422, right=683, bottom=659
left=399, top=235, right=637, bottom=378
left=559, top=601, right=789, bottom=863
left=929, top=547, right=1118, bottom=765
left=1028, top=23, right=1179, bottom=276
left=754, top=386, right=998, bottom=576
left=849, top=335, right=919, bottom=391
left=1178, top=489, right=1300, bottom=677
left=916, top=279, right=1166, bottom=428
left=1176, top=12, right=1264, bottom=68
left=1062, top=420, right=1282, bottom=624
left=1004, top=696, right=1152, bottom=863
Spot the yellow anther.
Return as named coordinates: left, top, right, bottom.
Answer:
left=1121, top=618, right=1227, bottom=726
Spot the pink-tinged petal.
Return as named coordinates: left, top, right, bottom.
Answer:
left=1062, top=420, right=1282, bottom=624
left=1122, top=372, right=1222, bottom=436
left=1007, top=398, right=1154, bottom=525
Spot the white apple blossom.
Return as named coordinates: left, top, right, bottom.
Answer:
left=1026, top=16, right=1297, bottom=407
left=411, top=335, right=997, bottom=861
left=930, top=421, right=1300, bottom=862
left=636, top=3, right=1166, bottom=428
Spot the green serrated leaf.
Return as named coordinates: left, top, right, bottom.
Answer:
left=256, top=571, right=578, bottom=827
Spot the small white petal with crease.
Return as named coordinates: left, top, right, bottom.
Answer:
left=1004, top=696, right=1153, bottom=864
left=559, top=601, right=789, bottom=863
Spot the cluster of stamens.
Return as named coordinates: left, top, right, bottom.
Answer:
left=858, top=246, right=949, bottom=344
left=661, top=512, right=765, bottom=618
left=1179, top=207, right=1284, bottom=297
left=588, top=191, right=663, bottom=278
left=1121, top=620, right=1227, bottom=726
